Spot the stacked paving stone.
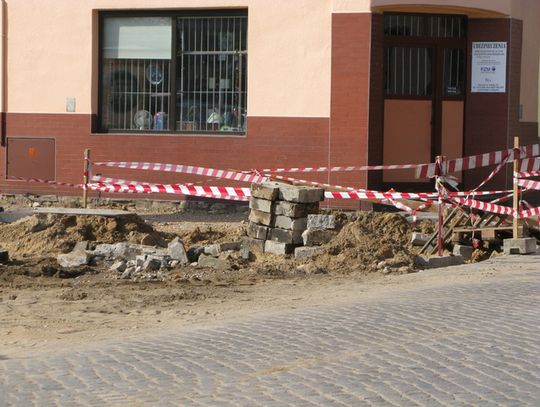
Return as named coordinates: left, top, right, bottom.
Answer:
left=247, top=182, right=324, bottom=255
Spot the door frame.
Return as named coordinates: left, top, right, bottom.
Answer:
left=381, top=12, right=468, bottom=191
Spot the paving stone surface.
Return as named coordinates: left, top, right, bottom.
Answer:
left=1, top=255, right=539, bottom=406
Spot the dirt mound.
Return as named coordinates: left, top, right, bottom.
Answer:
left=308, top=212, right=416, bottom=274
left=0, top=213, right=171, bottom=258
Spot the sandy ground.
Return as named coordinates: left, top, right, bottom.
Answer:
left=2, top=255, right=535, bottom=359
left=0, top=198, right=530, bottom=360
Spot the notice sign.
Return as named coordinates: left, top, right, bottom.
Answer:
left=471, top=42, right=507, bottom=93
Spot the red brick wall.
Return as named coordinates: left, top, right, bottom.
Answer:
left=464, top=18, right=534, bottom=190
left=0, top=114, right=331, bottom=198
left=330, top=13, right=372, bottom=204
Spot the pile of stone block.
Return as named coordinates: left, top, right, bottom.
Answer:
left=246, top=182, right=324, bottom=255
left=294, top=214, right=338, bottom=258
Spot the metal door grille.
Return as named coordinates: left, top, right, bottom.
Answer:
left=384, top=13, right=466, bottom=39
left=177, top=16, right=247, bottom=133
left=385, top=47, right=432, bottom=97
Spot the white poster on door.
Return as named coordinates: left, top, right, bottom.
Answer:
left=471, top=42, right=507, bottom=93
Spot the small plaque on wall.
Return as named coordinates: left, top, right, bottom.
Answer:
left=471, top=42, right=507, bottom=93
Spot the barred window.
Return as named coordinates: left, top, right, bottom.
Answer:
left=99, top=11, right=247, bottom=134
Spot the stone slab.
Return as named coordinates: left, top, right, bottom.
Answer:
left=168, top=238, right=189, bottom=264
left=302, top=228, right=336, bottom=246
left=241, top=237, right=266, bottom=254
left=251, top=182, right=280, bottom=201
left=269, top=227, right=304, bottom=245
left=294, top=246, right=324, bottom=259
left=453, top=245, right=474, bottom=261
left=273, top=216, right=307, bottom=231
left=307, top=214, right=336, bottom=230
left=248, top=209, right=274, bottom=226
left=277, top=185, right=325, bottom=203
left=264, top=240, right=295, bottom=255
left=425, top=255, right=465, bottom=269
left=247, top=222, right=270, bottom=240
left=503, top=238, right=537, bottom=255
left=411, top=232, right=430, bottom=246
left=273, top=201, right=318, bottom=218
left=249, top=198, right=274, bottom=213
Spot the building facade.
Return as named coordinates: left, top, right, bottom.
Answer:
left=1, top=0, right=539, bottom=198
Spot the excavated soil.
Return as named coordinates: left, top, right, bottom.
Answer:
left=0, top=213, right=173, bottom=258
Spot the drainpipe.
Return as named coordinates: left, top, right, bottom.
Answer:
left=0, top=0, right=6, bottom=147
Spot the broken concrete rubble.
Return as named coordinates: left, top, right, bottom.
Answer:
left=302, top=229, right=336, bottom=246
left=57, top=251, right=91, bottom=268
left=167, top=237, right=189, bottom=264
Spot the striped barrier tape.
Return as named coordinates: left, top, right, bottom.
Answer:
left=515, top=169, right=540, bottom=179
left=516, top=178, right=540, bottom=191
left=91, top=161, right=268, bottom=184
left=261, top=163, right=427, bottom=174
left=416, top=144, right=540, bottom=179
left=448, top=196, right=515, bottom=217
left=518, top=157, right=540, bottom=174
left=7, top=176, right=82, bottom=189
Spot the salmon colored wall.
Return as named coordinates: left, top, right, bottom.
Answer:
left=6, top=0, right=332, bottom=118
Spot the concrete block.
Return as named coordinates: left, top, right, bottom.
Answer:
left=273, top=215, right=308, bottom=231
left=503, top=238, right=537, bottom=255
left=109, top=260, right=127, bottom=273
left=248, top=209, right=273, bottom=226
left=197, top=254, right=231, bottom=270
left=204, top=244, right=221, bottom=257
left=294, top=246, right=324, bottom=259
left=425, top=255, right=464, bottom=269
left=274, top=201, right=319, bottom=218
left=249, top=198, right=273, bottom=213
left=277, top=185, right=325, bottom=203
left=167, top=237, right=189, bottom=264
left=269, top=227, right=304, bottom=244
left=307, top=214, right=336, bottom=230
left=302, top=228, right=336, bottom=246
left=218, top=242, right=241, bottom=252
left=264, top=240, right=295, bottom=255
left=247, top=222, right=270, bottom=240
left=251, top=182, right=280, bottom=201
left=241, top=237, right=265, bottom=254
left=453, top=245, right=474, bottom=260
left=57, top=252, right=91, bottom=268
left=411, top=232, right=430, bottom=246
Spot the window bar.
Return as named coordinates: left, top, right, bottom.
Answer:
left=409, top=48, right=412, bottom=96
left=456, top=50, right=460, bottom=91
left=424, top=48, right=427, bottom=96
left=212, top=18, right=217, bottom=131
left=205, top=18, right=210, bottom=131
left=416, top=48, right=422, bottom=96
left=179, top=19, right=184, bottom=130
left=186, top=18, right=191, bottom=130
left=393, top=47, right=397, bottom=95
left=401, top=48, right=405, bottom=96
left=218, top=17, right=223, bottom=122
left=200, top=18, right=204, bottom=131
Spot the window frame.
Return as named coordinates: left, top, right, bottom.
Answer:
left=97, top=9, right=248, bottom=136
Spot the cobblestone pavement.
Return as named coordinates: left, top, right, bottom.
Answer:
left=1, top=255, right=539, bottom=406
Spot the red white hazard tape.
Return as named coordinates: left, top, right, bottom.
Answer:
left=89, top=181, right=251, bottom=201
left=416, top=144, right=540, bottom=179
left=519, top=206, right=540, bottom=219
left=8, top=176, right=82, bottom=189
left=92, top=161, right=268, bottom=184
left=261, top=163, right=425, bottom=174
left=519, top=157, right=540, bottom=174
left=516, top=178, right=540, bottom=191
left=449, top=196, right=515, bottom=216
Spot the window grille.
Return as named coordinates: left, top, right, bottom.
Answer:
left=384, top=14, right=466, bottom=39
left=385, top=47, right=433, bottom=97
left=99, top=12, right=247, bottom=134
